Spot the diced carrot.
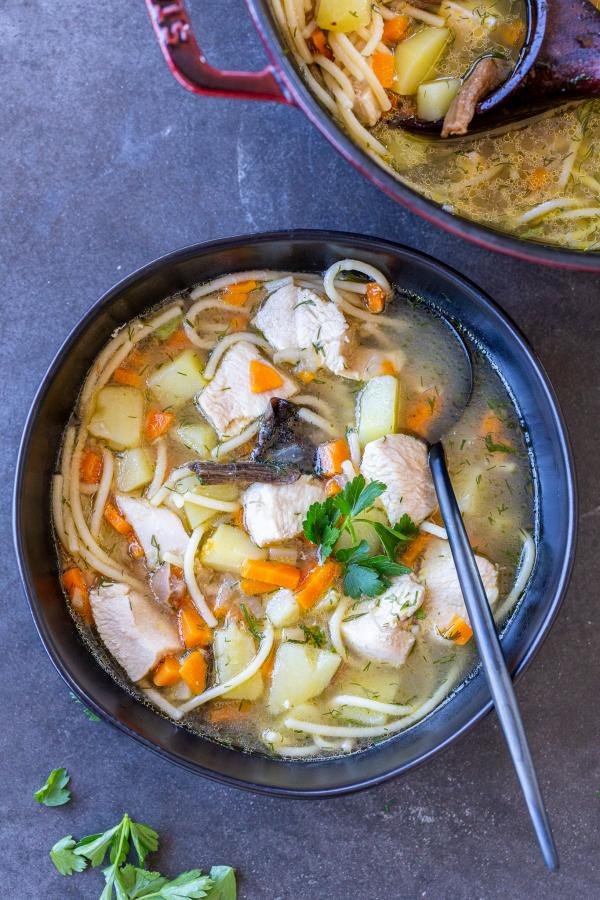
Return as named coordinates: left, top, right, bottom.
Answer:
left=62, top=567, right=92, bottom=622
left=240, top=558, right=302, bottom=590
left=479, top=411, right=504, bottom=439
left=227, top=314, right=248, bottom=332
left=442, top=615, right=473, bottom=646
left=240, top=577, right=276, bottom=596
left=380, top=359, right=396, bottom=376
left=206, top=700, right=251, bottom=724
left=222, top=280, right=258, bottom=306
left=165, top=327, right=190, bottom=350
left=295, top=559, right=341, bottom=611
left=317, top=438, right=350, bottom=477
left=145, top=408, right=175, bottom=441
left=382, top=15, right=409, bottom=45
left=260, top=647, right=276, bottom=681
left=179, top=651, right=208, bottom=694
left=113, top=367, right=142, bottom=388
left=406, top=397, right=436, bottom=434
left=498, top=20, right=525, bottom=47
left=104, top=502, right=132, bottom=535
left=249, top=359, right=284, bottom=393
left=371, top=51, right=395, bottom=89
left=310, top=27, right=333, bottom=59
left=325, top=477, right=343, bottom=497
left=126, top=348, right=146, bottom=369
left=80, top=449, right=103, bottom=485
left=179, top=604, right=213, bottom=649
left=365, top=281, right=387, bottom=313
left=233, top=507, right=245, bottom=528
left=153, top=656, right=181, bottom=687
left=527, top=167, right=551, bottom=191
left=400, top=531, right=432, bottom=567
left=129, top=536, right=145, bottom=559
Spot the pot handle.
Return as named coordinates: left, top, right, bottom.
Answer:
left=145, top=0, right=292, bottom=104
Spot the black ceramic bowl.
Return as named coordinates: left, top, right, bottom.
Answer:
left=13, top=231, right=576, bottom=796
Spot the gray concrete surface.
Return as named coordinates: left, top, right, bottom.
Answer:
left=1, top=1, right=599, bottom=897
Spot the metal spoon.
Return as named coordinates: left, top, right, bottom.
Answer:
left=395, top=0, right=600, bottom=136
left=415, top=317, right=559, bottom=871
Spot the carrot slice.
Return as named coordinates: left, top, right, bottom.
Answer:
left=400, top=531, right=432, bottom=567
left=145, top=409, right=175, bottom=441
left=206, top=700, right=251, bottom=723
left=406, top=397, right=436, bottom=434
left=179, top=604, right=213, bottom=649
left=104, top=502, right=132, bottom=535
left=365, top=281, right=387, bottom=313
left=249, top=359, right=284, bottom=393
left=113, top=367, right=142, bottom=388
left=128, top=536, right=145, bottom=559
left=371, top=51, right=395, bottom=89
left=62, top=567, right=92, bottom=623
left=310, top=27, right=333, bottom=59
left=442, top=615, right=473, bottom=645
left=240, top=558, right=302, bottom=590
left=240, top=578, right=276, bottom=596
left=295, top=559, right=341, bottom=611
left=227, top=314, right=249, bottom=332
left=80, top=449, right=103, bottom=484
left=179, top=651, right=208, bottom=694
left=325, top=477, right=343, bottom=497
left=380, top=359, right=396, bottom=376
left=153, top=656, right=181, bottom=687
left=317, top=439, right=350, bottom=476
left=222, top=280, right=258, bottom=306
left=165, top=327, right=190, bottom=350
left=382, top=15, right=409, bottom=44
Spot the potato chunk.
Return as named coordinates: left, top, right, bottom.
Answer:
left=88, top=385, right=144, bottom=450
left=213, top=621, right=263, bottom=701
left=268, top=643, right=341, bottom=713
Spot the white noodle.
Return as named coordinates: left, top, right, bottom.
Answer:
left=333, top=694, right=413, bottom=715
left=553, top=207, right=600, bottom=222
left=204, top=333, right=273, bottom=380
left=329, top=596, right=350, bottom=659
left=180, top=492, right=240, bottom=513
left=90, top=448, right=114, bottom=538
left=212, top=420, right=260, bottom=459
left=178, top=622, right=275, bottom=713
left=346, top=429, right=361, bottom=468
left=518, top=197, right=581, bottom=223
left=146, top=438, right=167, bottom=500
left=189, top=270, right=285, bottom=302
left=496, top=531, right=535, bottom=619
left=283, top=0, right=312, bottom=62
left=150, top=464, right=193, bottom=507
left=143, top=687, right=185, bottom=720
left=294, top=393, right=334, bottom=419
left=359, top=12, right=384, bottom=56
left=315, top=55, right=356, bottom=104
left=268, top=546, right=298, bottom=564
left=420, top=520, right=448, bottom=540
left=340, top=459, right=358, bottom=481
left=328, top=33, right=391, bottom=111
left=52, top=475, right=71, bottom=552
left=324, top=258, right=391, bottom=306
left=273, top=743, right=321, bottom=757
left=298, top=407, right=335, bottom=435
left=184, top=525, right=217, bottom=627
left=403, top=3, right=445, bottom=27
left=79, top=483, right=99, bottom=495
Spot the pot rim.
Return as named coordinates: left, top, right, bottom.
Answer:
left=245, top=0, right=600, bottom=273
left=13, top=230, right=577, bottom=795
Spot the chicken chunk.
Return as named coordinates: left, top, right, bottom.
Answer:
left=243, top=475, right=327, bottom=546
left=116, top=494, right=189, bottom=568
left=419, top=538, right=499, bottom=638
left=360, top=434, right=437, bottom=525
left=350, top=77, right=382, bottom=128
left=253, top=283, right=352, bottom=376
left=341, top=574, right=425, bottom=667
left=90, top=582, right=182, bottom=682
left=196, top=341, right=297, bottom=438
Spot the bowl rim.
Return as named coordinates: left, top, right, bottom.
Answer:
left=245, top=0, right=600, bottom=273
left=13, top=229, right=578, bottom=796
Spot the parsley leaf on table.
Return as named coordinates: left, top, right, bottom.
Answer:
left=34, top=767, right=71, bottom=807
left=117, top=864, right=213, bottom=898
left=50, top=835, right=87, bottom=876
left=207, top=866, right=237, bottom=900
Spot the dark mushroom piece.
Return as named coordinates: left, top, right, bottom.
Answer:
left=251, top=398, right=318, bottom=475
left=188, top=459, right=301, bottom=484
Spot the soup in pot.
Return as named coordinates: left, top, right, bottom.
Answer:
left=271, top=0, right=600, bottom=252
left=53, top=260, right=535, bottom=757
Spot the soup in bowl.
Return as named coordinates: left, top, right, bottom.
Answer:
left=14, top=233, right=575, bottom=793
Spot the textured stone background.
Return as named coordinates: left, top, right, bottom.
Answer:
left=1, top=1, right=599, bottom=897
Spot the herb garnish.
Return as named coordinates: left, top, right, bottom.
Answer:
left=35, top=767, right=71, bottom=807
left=303, top=476, right=415, bottom=598
left=241, top=604, right=263, bottom=641
left=484, top=434, right=515, bottom=455
left=299, top=623, right=327, bottom=647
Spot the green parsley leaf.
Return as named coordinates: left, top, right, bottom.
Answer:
left=333, top=475, right=385, bottom=519
left=34, top=767, right=71, bottom=806
left=484, top=434, right=515, bottom=454
left=129, top=820, right=159, bottom=866
left=343, top=563, right=385, bottom=598
left=207, top=866, right=237, bottom=899
left=69, top=691, right=101, bottom=721
left=303, top=496, right=341, bottom=560
left=371, top=513, right=419, bottom=559
left=118, top=864, right=213, bottom=898
left=50, top=835, right=87, bottom=876
left=336, top=542, right=411, bottom=598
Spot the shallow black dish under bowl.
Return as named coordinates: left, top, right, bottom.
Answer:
left=13, top=231, right=576, bottom=796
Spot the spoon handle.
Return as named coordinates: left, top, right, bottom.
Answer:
left=428, top=441, right=558, bottom=872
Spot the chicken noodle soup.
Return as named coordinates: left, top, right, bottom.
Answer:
left=53, top=261, right=535, bottom=757
left=271, top=0, right=600, bottom=251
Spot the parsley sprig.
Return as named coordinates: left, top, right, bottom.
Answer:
left=49, top=813, right=235, bottom=899
left=303, top=476, right=416, bottom=598
left=35, top=767, right=71, bottom=807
